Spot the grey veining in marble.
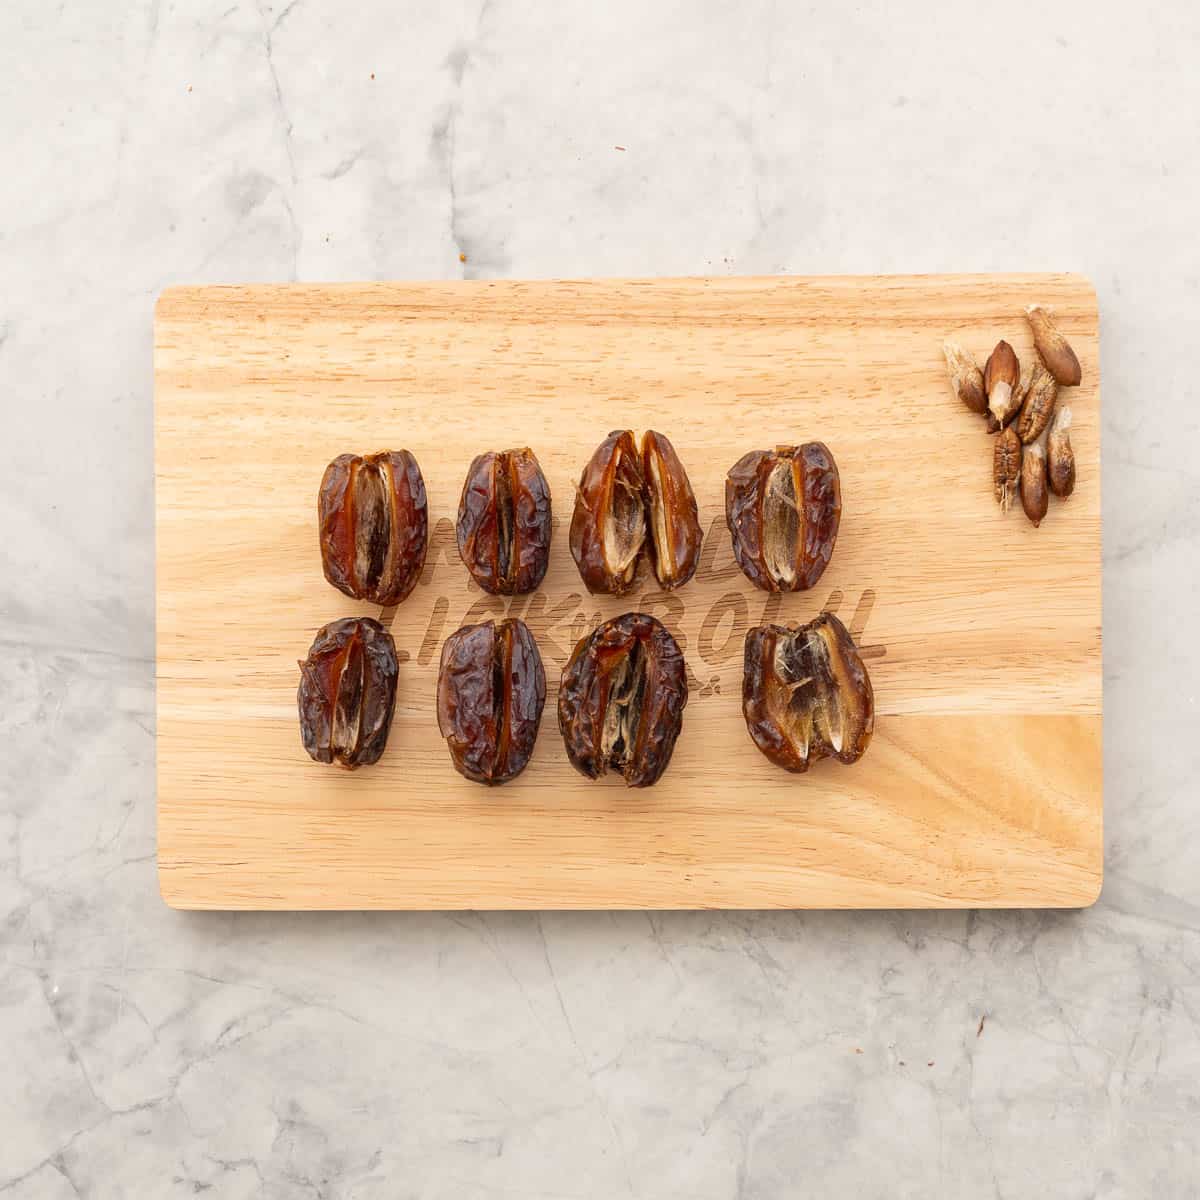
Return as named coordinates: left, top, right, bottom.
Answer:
left=3, top=0, right=1199, bottom=1196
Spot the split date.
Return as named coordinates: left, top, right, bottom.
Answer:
left=742, top=611, right=873, bottom=773
left=456, top=448, right=552, bottom=595
left=297, top=617, right=399, bottom=769
left=319, top=450, right=428, bottom=606
left=725, top=443, right=842, bottom=592
left=437, top=617, right=546, bottom=785
left=569, top=430, right=702, bottom=595
left=558, top=612, right=688, bottom=787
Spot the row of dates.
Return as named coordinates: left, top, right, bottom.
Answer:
left=299, top=610, right=875, bottom=785
left=318, top=431, right=843, bottom=604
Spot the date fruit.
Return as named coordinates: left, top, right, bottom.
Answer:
left=298, top=617, right=398, bottom=769
left=437, top=618, right=546, bottom=785
left=725, top=443, right=841, bottom=592
left=558, top=612, right=688, bottom=787
left=742, top=612, right=874, bottom=773
left=319, top=451, right=428, bottom=606
left=456, top=448, right=552, bottom=594
left=569, top=430, right=702, bottom=595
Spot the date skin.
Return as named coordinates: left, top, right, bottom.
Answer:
left=742, top=612, right=873, bottom=773
left=558, top=612, right=688, bottom=787
left=298, top=617, right=398, bottom=769
left=319, top=450, right=428, bottom=606
left=437, top=618, right=546, bottom=785
left=456, top=448, right=552, bottom=595
left=569, top=430, right=701, bottom=595
left=642, top=430, right=702, bottom=589
left=726, top=443, right=841, bottom=592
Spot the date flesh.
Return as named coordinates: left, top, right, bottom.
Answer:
left=319, top=450, right=428, bottom=606
left=725, top=443, right=841, bottom=592
left=569, top=430, right=702, bottom=594
left=558, top=612, right=688, bottom=787
left=298, top=617, right=398, bottom=768
left=456, top=448, right=552, bottom=594
left=437, top=618, right=546, bottom=785
left=743, top=612, right=873, bottom=773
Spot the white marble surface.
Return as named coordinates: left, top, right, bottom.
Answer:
left=2, top=1, right=1198, bottom=1195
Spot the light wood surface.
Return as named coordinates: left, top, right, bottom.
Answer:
left=154, top=275, right=1102, bottom=909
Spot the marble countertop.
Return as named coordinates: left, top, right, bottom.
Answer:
left=3, top=1, right=1198, bottom=1196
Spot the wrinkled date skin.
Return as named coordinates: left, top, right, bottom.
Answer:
left=742, top=612, right=873, bottom=773
left=725, top=443, right=842, bottom=591
left=558, top=612, right=688, bottom=787
left=456, top=448, right=552, bottom=595
left=298, top=617, right=398, bottom=769
left=319, top=450, right=428, bottom=606
left=569, top=430, right=702, bottom=595
left=437, top=618, right=546, bottom=785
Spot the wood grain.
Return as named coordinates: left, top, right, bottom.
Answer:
left=154, top=275, right=1102, bottom=909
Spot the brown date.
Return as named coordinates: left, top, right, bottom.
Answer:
left=298, top=617, right=398, bottom=769
left=569, top=430, right=702, bottom=595
left=437, top=618, right=546, bottom=785
left=742, top=612, right=874, bottom=773
left=725, top=443, right=842, bottom=592
left=456, top=448, right=551, bottom=595
left=558, top=612, right=688, bottom=787
left=319, top=450, right=428, bottom=606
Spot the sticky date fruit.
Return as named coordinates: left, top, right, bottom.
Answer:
left=569, top=430, right=702, bottom=595
left=742, top=612, right=874, bottom=773
left=298, top=617, right=398, bottom=769
left=437, top=618, right=546, bottom=785
left=558, top=613, right=688, bottom=787
left=725, top=443, right=842, bottom=592
left=456, top=448, right=551, bottom=595
left=319, top=450, right=428, bottom=606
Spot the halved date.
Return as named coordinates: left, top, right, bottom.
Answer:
left=437, top=618, right=546, bottom=785
left=742, top=612, right=873, bottom=773
left=570, top=431, right=643, bottom=594
left=456, top=448, right=551, bottom=594
left=569, top=430, right=701, bottom=595
left=725, top=443, right=841, bottom=592
left=558, top=612, right=688, bottom=787
left=298, top=617, right=398, bottom=769
left=319, top=450, right=428, bottom=606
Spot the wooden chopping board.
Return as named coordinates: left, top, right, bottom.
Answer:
left=154, top=275, right=1102, bottom=910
